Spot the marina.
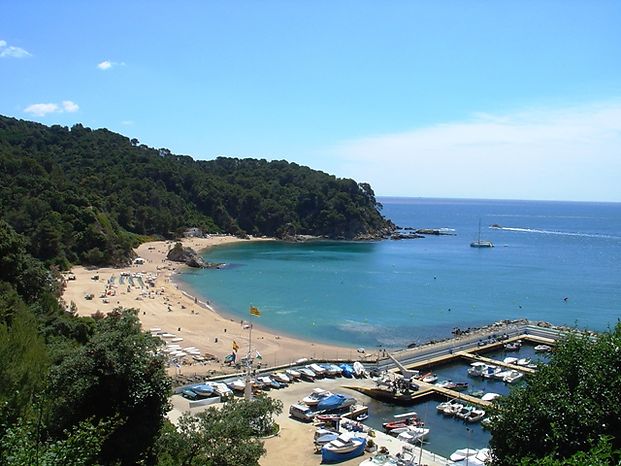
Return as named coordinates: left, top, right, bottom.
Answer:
left=167, top=321, right=564, bottom=463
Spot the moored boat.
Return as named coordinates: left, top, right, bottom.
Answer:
left=465, top=407, right=486, bottom=423
left=534, top=344, right=552, bottom=352
left=321, top=433, right=366, bottom=464
left=396, top=426, right=430, bottom=444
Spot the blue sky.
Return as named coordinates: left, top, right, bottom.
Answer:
left=2, top=1, right=620, bottom=201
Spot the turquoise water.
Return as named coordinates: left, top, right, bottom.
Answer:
left=178, top=198, right=621, bottom=349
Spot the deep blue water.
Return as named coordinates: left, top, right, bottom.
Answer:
left=178, top=198, right=621, bottom=349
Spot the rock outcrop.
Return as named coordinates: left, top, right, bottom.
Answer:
left=167, top=243, right=207, bottom=268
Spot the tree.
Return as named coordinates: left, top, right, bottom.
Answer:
left=46, top=308, right=171, bottom=465
left=155, top=397, right=282, bottom=466
left=0, top=417, right=113, bottom=466
left=489, top=324, right=621, bottom=465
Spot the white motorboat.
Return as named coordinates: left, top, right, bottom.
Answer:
left=465, top=408, right=486, bottom=423
left=302, top=387, right=332, bottom=406
left=467, top=362, right=487, bottom=377
left=516, top=358, right=531, bottom=366
left=396, top=427, right=430, bottom=444
left=503, top=370, right=524, bottom=384
left=227, top=379, right=246, bottom=393
left=449, top=448, right=479, bottom=462
left=308, top=363, right=327, bottom=377
left=534, top=344, right=552, bottom=352
left=272, top=372, right=291, bottom=384
left=353, top=361, right=366, bottom=377
left=503, top=357, right=519, bottom=365
left=422, top=373, right=438, bottom=383
left=481, top=392, right=501, bottom=402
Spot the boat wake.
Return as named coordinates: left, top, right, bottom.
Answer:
left=491, top=226, right=621, bottom=240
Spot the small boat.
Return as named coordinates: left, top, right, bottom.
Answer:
left=302, top=388, right=332, bottom=406
left=470, top=219, right=494, bottom=248
left=383, top=414, right=421, bottom=431
left=317, top=393, right=356, bottom=412
left=285, top=368, right=301, bottom=380
left=465, top=408, right=486, bottom=423
left=315, top=413, right=341, bottom=423
left=396, top=426, right=430, bottom=444
left=181, top=388, right=198, bottom=400
left=421, top=373, right=438, bottom=384
left=339, top=363, right=354, bottom=378
left=208, top=382, right=233, bottom=399
left=467, top=362, right=488, bottom=377
left=534, top=344, right=552, bottom=353
left=353, top=361, right=366, bottom=378
left=516, top=358, right=531, bottom=366
left=503, top=357, right=519, bottom=365
left=453, top=381, right=469, bottom=391
left=503, top=370, right=524, bottom=384
left=440, top=400, right=464, bottom=416
left=469, top=390, right=485, bottom=398
left=308, top=363, right=327, bottom=378
left=482, top=365, right=501, bottom=379
left=189, top=384, right=215, bottom=398
left=321, top=433, right=366, bottom=464
left=314, top=430, right=339, bottom=447
left=455, top=405, right=475, bottom=420
left=481, top=392, right=501, bottom=402
left=227, top=379, right=246, bottom=393
left=298, top=367, right=316, bottom=381
left=504, top=342, right=521, bottom=351
left=272, top=372, right=291, bottom=384
left=450, top=448, right=479, bottom=462
left=327, top=364, right=343, bottom=377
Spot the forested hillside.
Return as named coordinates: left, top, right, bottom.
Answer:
left=0, top=115, right=393, bottom=267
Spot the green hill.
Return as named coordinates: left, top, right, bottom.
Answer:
left=0, top=115, right=393, bottom=267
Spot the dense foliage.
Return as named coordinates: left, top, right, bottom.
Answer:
left=489, top=325, right=621, bottom=465
left=0, top=188, right=288, bottom=465
left=156, top=397, right=282, bottom=466
left=0, top=115, right=392, bottom=267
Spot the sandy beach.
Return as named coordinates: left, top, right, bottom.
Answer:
left=62, top=236, right=356, bottom=376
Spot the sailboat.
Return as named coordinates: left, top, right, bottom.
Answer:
left=470, top=219, right=494, bottom=248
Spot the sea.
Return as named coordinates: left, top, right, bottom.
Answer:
left=178, top=197, right=621, bottom=350
left=176, top=197, right=621, bottom=457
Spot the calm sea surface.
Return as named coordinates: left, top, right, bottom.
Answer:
left=177, top=197, right=621, bottom=456
left=178, top=198, right=621, bottom=349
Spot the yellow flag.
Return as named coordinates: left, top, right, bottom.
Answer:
left=232, top=340, right=240, bottom=352
left=249, top=306, right=261, bottom=316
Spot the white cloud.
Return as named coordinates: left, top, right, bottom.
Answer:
left=0, top=39, right=31, bottom=58
left=24, top=103, right=60, bottom=117
left=121, top=120, right=134, bottom=126
left=97, top=60, right=112, bottom=70
left=97, top=60, right=125, bottom=70
left=62, top=100, right=79, bottom=112
left=329, top=100, right=621, bottom=202
left=24, top=100, right=80, bottom=117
